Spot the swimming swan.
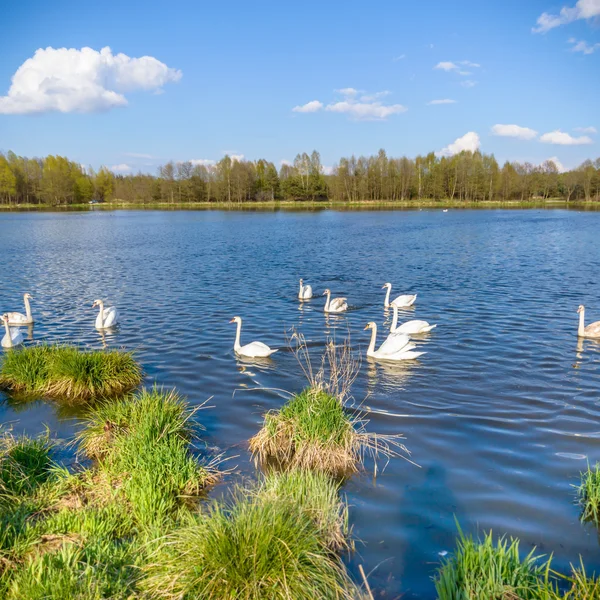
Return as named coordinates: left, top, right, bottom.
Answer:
left=1, top=314, right=24, bottom=348
left=390, top=302, right=437, bottom=334
left=298, top=279, right=313, bottom=300
left=6, top=293, right=34, bottom=325
left=382, top=283, right=416, bottom=308
left=230, top=316, right=278, bottom=358
left=323, top=289, right=348, bottom=313
left=577, top=305, right=600, bottom=339
left=365, top=321, right=424, bottom=361
left=92, top=299, right=119, bottom=329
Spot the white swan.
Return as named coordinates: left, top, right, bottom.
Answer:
left=92, top=299, right=119, bottom=329
left=298, top=279, right=313, bottom=300
left=390, top=302, right=437, bottom=334
left=365, top=321, right=424, bottom=361
left=382, top=283, right=416, bottom=308
left=323, top=289, right=348, bottom=314
left=6, top=293, right=34, bottom=325
left=230, top=316, right=278, bottom=358
left=1, top=314, right=24, bottom=348
left=577, top=305, right=600, bottom=339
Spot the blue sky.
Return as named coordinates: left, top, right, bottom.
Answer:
left=0, top=0, right=599, bottom=174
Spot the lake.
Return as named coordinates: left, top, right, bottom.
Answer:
left=1, top=208, right=599, bottom=598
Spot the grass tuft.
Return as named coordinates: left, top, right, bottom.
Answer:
left=142, top=469, right=359, bottom=600
left=0, top=344, right=142, bottom=402
left=576, top=463, right=600, bottom=527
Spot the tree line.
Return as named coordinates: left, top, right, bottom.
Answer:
left=1, top=149, right=599, bottom=206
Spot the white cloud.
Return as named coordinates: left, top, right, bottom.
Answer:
left=460, top=80, right=477, bottom=88
left=393, top=54, right=406, bottom=61
left=336, top=87, right=360, bottom=96
left=110, top=163, right=131, bottom=173
left=491, top=124, right=538, bottom=140
left=427, top=99, right=457, bottom=105
left=230, top=154, right=245, bottom=162
left=460, top=60, right=481, bottom=67
left=322, top=165, right=334, bottom=175
left=190, top=159, right=215, bottom=167
left=540, top=129, right=593, bottom=145
left=124, top=152, right=154, bottom=159
left=545, top=157, right=567, bottom=172
left=457, top=70, right=472, bottom=76
left=325, top=100, right=407, bottom=120
left=575, top=126, right=597, bottom=133
left=434, top=61, right=459, bottom=71
left=360, top=91, right=391, bottom=101
left=568, top=38, right=600, bottom=53
left=437, top=132, right=481, bottom=157
left=292, top=100, right=323, bottom=113
left=0, top=46, right=181, bottom=115
left=279, top=159, right=292, bottom=166
left=533, top=0, right=600, bottom=32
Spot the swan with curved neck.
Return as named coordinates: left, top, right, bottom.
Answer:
left=298, top=279, right=313, bottom=300
left=390, top=302, right=437, bottom=335
left=364, top=321, right=424, bottom=361
left=92, top=299, right=119, bottom=329
left=577, top=305, right=600, bottom=339
left=323, top=289, right=348, bottom=314
left=1, top=314, right=24, bottom=348
left=6, top=293, right=34, bottom=325
left=230, top=316, right=277, bottom=358
left=382, top=283, right=416, bottom=308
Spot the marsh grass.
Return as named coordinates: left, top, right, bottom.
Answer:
left=434, top=528, right=552, bottom=600
left=576, top=463, right=600, bottom=527
left=250, top=335, right=410, bottom=476
left=0, top=345, right=142, bottom=402
left=142, top=469, right=359, bottom=600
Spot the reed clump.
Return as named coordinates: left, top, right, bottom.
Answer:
left=0, top=344, right=142, bottom=402
left=142, top=469, right=359, bottom=600
left=250, top=335, right=409, bottom=476
left=576, top=463, right=600, bottom=527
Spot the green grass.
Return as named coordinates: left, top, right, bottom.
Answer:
left=249, top=387, right=389, bottom=476
left=142, top=469, right=359, bottom=600
left=0, top=344, right=142, bottom=402
left=576, top=463, right=600, bottom=527
left=434, top=529, right=552, bottom=600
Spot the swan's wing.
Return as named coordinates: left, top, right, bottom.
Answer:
left=5, top=312, right=28, bottom=324
left=396, top=320, right=429, bottom=333
left=585, top=321, right=600, bottom=337
left=393, top=294, right=417, bottom=307
left=240, top=341, right=276, bottom=357
left=378, top=333, right=411, bottom=355
left=104, top=307, right=119, bottom=327
left=304, top=285, right=313, bottom=298
left=330, top=297, right=347, bottom=311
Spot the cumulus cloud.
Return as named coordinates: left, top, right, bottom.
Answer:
left=545, top=157, right=567, bottom=172
left=540, top=129, right=593, bottom=145
left=533, top=0, right=600, bottom=33
left=437, top=132, right=481, bottom=157
left=460, top=80, right=477, bottom=88
left=110, top=163, right=132, bottom=173
left=0, top=46, right=181, bottom=115
left=229, top=154, right=245, bottom=162
left=568, top=38, right=600, bottom=53
left=279, top=159, right=292, bottom=166
left=460, top=60, right=481, bottom=67
left=292, top=89, right=407, bottom=121
left=427, top=99, right=457, bottom=105
left=491, top=124, right=538, bottom=140
left=575, top=126, right=597, bottom=133
left=292, top=100, right=323, bottom=113
left=434, top=61, right=459, bottom=71
left=322, top=165, right=334, bottom=175
left=190, top=159, right=216, bottom=167
left=434, top=61, right=480, bottom=74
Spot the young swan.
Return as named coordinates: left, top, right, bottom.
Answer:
left=323, top=289, right=348, bottom=313
left=577, top=305, right=600, bottom=339
left=390, top=302, right=437, bottom=335
left=298, top=278, right=313, bottom=300
left=1, top=314, right=24, bottom=348
left=6, top=293, right=34, bottom=325
left=230, top=316, right=278, bottom=358
left=382, top=283, right=416, bottom=308
left=92, top=299, right=119, bottom=329
left=364, top=321, right=424, bottom=361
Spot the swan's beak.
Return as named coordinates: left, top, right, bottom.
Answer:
left=229, top=318, right=236, bottom=323
left=364, top=324, right=369, bottom=330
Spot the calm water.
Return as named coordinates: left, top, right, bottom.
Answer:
left=1, top=209, right=600, bottom=598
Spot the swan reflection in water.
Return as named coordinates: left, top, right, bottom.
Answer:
left=366, top=356, right=419, bottom=393
left=574, top=336, right=600, bottom=367
left=96, top=326, right=118, bottom=349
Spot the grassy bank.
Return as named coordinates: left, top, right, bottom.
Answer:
left=576, top=463, right=600, bottom=526
left=0, top=345, right=142, bottom=402
left=2, top=198, right=600, bottom=212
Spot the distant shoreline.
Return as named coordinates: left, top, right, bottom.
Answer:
left=1, top=198, right=599, bottom=212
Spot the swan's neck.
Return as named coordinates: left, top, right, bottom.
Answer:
left=3, top=321, right=11, bottom=347
left=384, top=286, right=391, bottom=307
left=299, top=281, right=304, bottom=297
left=367, top=325, right=377, bottom=355
left=98, top=302, right=105, bottom=325
left=391, top=304, right=398, bottom=332
left=24, top=296, right=32, bottom=320
left=234, top=320, right=242, bottom=351
left=324, top=291, right=331, bottom=311
left=579, top=309, right=586, bottom=336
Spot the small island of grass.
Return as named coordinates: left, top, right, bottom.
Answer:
left=576, top=462, right=600, bottom=526
left=0, top=345, right=142, bottom=402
